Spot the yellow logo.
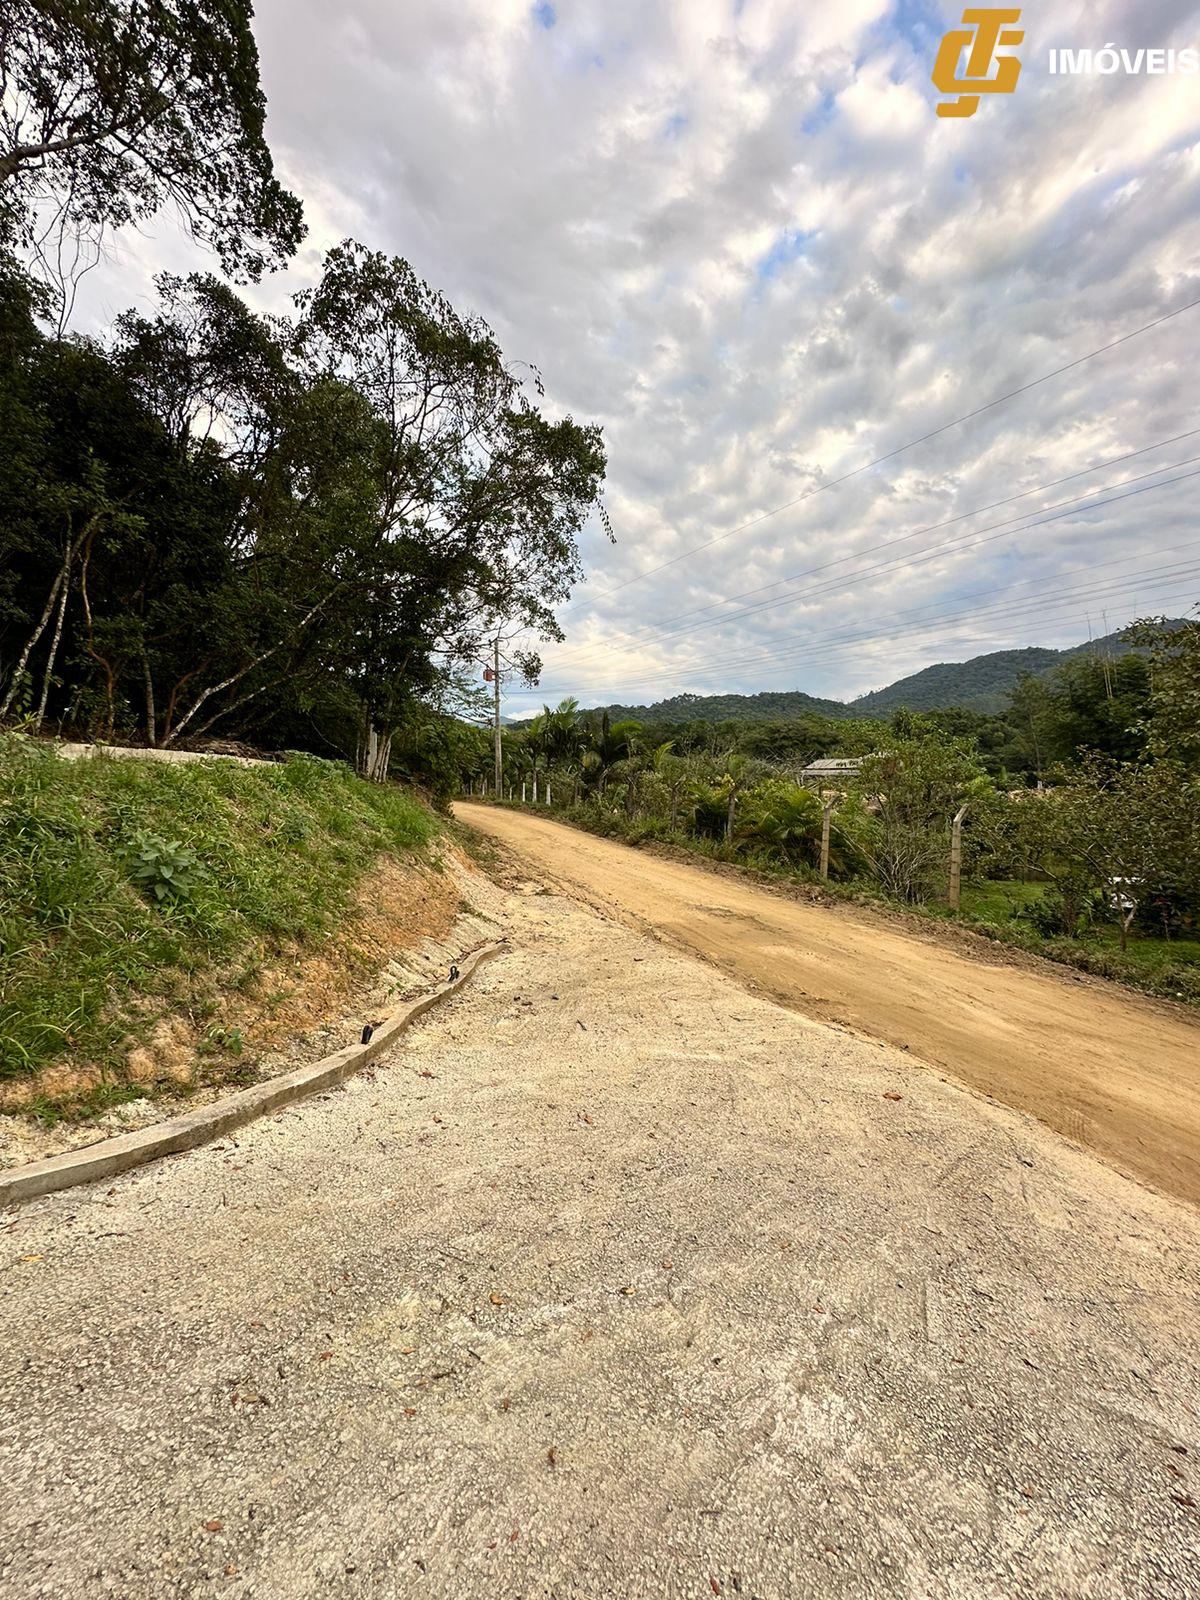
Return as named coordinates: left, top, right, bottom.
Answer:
left=932, top=8, right=1024, bottom=117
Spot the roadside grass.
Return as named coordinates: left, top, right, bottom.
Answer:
left=948, top=878, right=1200, bottom=996
left=485, top=799, right=1200, bottom=1008
left=0, top=736, right=437, bottom=1104
left=957, top=880, right=1047, bottom=921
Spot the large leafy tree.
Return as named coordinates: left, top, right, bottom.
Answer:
left=0, top=247, right=609, bottom=768
left=0, top=0, right=304, bottom=283
left=293, top=242, right=608, bottom=777
left=854, top=735, right=993, bottom=901
left=107, top=272, right=385, bottom=747
left=1126, top=614, right=1200, bottom=770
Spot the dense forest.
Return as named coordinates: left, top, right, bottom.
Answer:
left=0, top=2, right=606, bottom=786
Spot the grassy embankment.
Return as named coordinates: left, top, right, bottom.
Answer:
left=0, top=737, right=443, bottom=1122
left=488, top=798, right=1200, bottom=1007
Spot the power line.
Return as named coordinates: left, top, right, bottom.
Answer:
left=531, top=567, right=1200, bottom=699
left=547, top=438, right=1200, bottom=668
left=633, top=454, right=1200, bottom=648
left=524, top=563, right=1200, bottom=703
left=538, top=459, right=1200, bottom=693
left=563, top=295, right=1200, bottom=613
left=531, top=499, right=1200, bottom=694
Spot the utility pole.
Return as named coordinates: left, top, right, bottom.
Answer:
left=492, top=636, right=502, bottom=797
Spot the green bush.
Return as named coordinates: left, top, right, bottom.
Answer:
left=125, top=831, right=202, bottom=904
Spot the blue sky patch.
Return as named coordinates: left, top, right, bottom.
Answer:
left=757, top=229, right=815, bottom=281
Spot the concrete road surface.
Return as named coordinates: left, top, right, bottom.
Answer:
left=2, top=869, right=1198, bottom=1598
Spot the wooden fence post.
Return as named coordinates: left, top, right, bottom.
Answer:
left=820, top=793, right=838, bottom=880
left=546, top=783, right=552, bottom=806
left=949, top=803, right=969, bottom=909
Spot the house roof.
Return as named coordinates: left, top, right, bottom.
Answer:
left=800, top=757, right=863, bottom=774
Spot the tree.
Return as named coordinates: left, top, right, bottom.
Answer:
left=854, top=736, right=992, bottom=901
left=720, top=752, right=752, bottom=843
left=98, top=273, right=374, bottom=749
left=739, top=777, right=822, bottom=864
left=1126, top=614, right=1200, bottom=770
left=1000, top=673, right=1053, bottom=783
left=581, top=711, right=641, bottom=794
left=1055, top=757, right=1200, bottom=950
left=0, top=0, right=304, bottom=291
left=293, top=242, right=607, bottom=778
left=0, top=243, right=608, bottom=770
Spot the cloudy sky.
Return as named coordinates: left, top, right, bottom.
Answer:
left=77, top=0, right=1200, bottom=715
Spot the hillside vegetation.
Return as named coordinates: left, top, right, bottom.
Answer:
left=0, top=740, right=440, bottom=1118
left=466, top=617, right=1200, bottom=1006
left=590, top=688, right=847, bottom=724
left=585, top=624, right=1178, bottom=724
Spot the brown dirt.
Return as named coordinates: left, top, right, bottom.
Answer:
left=0, top=855, right=463, bottom=1119
left=457, top=803, right=1200, bottom=1208
left=213, top=855, right=462, bottom=1059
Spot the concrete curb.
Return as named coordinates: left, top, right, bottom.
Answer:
left=0, top=941, right=506, bottom=1210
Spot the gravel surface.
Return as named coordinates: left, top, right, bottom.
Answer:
left=2, top=867, right=1198, bottom=1599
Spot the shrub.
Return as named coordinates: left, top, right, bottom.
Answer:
left=125, top=831, right=203, bottom=904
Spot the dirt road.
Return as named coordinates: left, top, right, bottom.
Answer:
left=457, top=805, right=1200, bottom=1206
left=4, top=865, right=1199, bottom=1598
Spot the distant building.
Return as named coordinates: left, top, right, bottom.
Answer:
left=799, top=756, right=863, bottom=786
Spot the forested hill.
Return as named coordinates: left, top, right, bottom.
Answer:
left=588, top=689, right=849, bottom=725
left=851, top=646, right=1064, bottom=716
left=583, top=625, right=1177, bottom=724
left=850, top=626, right=1180, bottom=714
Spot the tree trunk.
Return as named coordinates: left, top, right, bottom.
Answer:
left=0, top=554, right=69, bottom=720
left=33, top=567, right=72, bottom=730
left=79, top=532, right=116, bottom=740
left=142, top=654, right=158, bottom=747
left=359, top=721, right=392, bottom=783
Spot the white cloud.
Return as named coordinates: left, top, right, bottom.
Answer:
left=70, top=0, right=1200, bottom=713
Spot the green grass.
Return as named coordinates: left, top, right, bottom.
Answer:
left=0, top=736, right=437, bottom=1091
left=931, top=878, right=1200, bottom=1002
left=957, top=879, right=1047, bottom=922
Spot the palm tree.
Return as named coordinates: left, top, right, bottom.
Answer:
left=585, top=711, right=642, bottom=795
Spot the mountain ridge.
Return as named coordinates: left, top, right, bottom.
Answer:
left=571, top=623, right=1180, bottom=725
